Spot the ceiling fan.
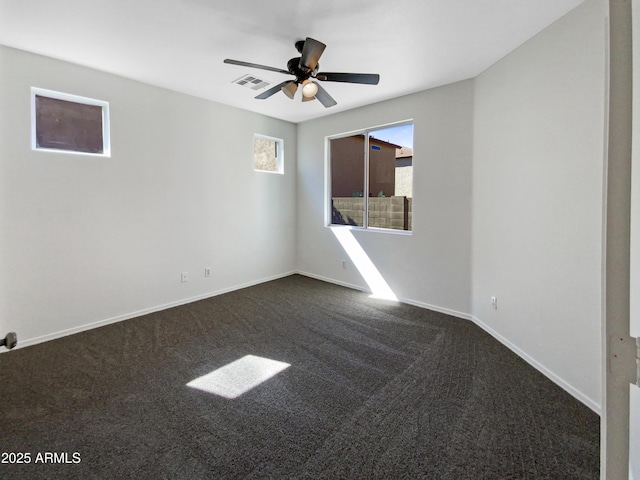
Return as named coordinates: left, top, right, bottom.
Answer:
left=224, top=37, right=380, bottom=108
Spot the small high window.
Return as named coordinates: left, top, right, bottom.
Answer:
left=254, top=134, right=283, bottom=173
left=31, top=87, right=110, bottom=156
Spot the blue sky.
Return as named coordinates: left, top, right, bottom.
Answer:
left=370, top=123, right=413, bottom=149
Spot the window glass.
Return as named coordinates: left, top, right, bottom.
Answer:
left=329, top=122, right=413, bottom=231
left=31, top=88, right=110, bottom=156
left=330, top=135, right=365, bottom=226
left=254, top=135, right=283, bottom=173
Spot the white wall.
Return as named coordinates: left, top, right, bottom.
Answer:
left=0, top=45, right=297, bottom=347
left=472, top=0, right=606, bottom=411
left=296, top=81, right=474, bottom=317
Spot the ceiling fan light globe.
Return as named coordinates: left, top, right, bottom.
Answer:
left=302, top=81, right=318, bottom=98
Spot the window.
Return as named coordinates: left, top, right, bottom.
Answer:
left=254, top=134, right=283, bottom=173
left=31, top=87, right=110, bottom=156
left=329, top=121, right=413, bottom=231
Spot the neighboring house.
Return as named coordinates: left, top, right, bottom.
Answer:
left=330, top=135, right=402, bottom=198
left=395, top=146, right=413, bottom=198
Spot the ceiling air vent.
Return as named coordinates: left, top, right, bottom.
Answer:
left=233, top=74, right=270, bottom=91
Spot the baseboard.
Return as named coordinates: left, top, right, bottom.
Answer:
left=296, top=270, right=600, bottom=414
left=397, top=296, right=472, bottom=321
left=295, top=270, right=369, bottom=295
left=6, top=270, right=297, bottom=352
left=295, top=270, right=472, bottom=321
left=470, top=315, right=601, bottom=415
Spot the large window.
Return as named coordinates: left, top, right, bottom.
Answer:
left=329, top=122, right=413, bottom=231
left=31, top=87, right=110, bottom=156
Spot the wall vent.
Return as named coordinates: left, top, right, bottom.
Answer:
left=233, top=74, right=270, bottom=91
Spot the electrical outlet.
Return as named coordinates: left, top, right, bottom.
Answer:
left=342, top=260, right=347, bottom=269
left=181, top=272, right=188, bottom=283
left=204, top=268, right=211, bottom=277
left=491, top=296, right=498, bottom=310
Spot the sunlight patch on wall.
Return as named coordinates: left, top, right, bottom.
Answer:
left=187, top=355, right=290, bottom=399
left=331, top=226, right=398, bottom=301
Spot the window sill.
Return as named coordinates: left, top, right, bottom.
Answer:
left=327, top=225, right=412, bottom=236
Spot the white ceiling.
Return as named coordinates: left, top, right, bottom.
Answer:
left=0, top=0, right=584, bottom=124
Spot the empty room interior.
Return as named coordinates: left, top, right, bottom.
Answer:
left=1, top=0, right=638, bottom=478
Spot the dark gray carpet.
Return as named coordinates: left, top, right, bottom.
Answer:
left=0, top=274, right=599, bottom=479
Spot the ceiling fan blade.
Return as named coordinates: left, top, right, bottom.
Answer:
left=316, top=72, right=380, bottom=85
left=224, top=59, right=290, bottom=75
left=255, top=81, right=295, bottom=100
left=299, top=37, right=326, bottom=72
left=313, top=82, right=337, bottom=108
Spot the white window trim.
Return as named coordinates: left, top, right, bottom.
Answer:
left=31, top=87, right=111, bottom=157
left=253, top=133, right=284, bottom=174
left=325, top=119, right=414, bottom=234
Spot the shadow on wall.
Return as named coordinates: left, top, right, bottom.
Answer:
left=332, top=202, right=358, bottom=226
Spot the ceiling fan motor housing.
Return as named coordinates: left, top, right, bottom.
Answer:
left=287, top=57, right=316, bottom=82
left=294, top=40, right=306, bottom=54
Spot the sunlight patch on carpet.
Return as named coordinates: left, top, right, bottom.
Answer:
left=187, top=355, right=290, bottom=399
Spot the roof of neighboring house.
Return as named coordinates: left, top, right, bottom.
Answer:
left=338, top=134, right=412, bottom=158
left=396, top=146, right=413, bottom=159
left=368, top=136, right=403, bottom=150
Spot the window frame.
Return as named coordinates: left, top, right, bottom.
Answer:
left=253, top=133, right=284, bottom=174
left=326, top=120, right=413, bottom=234
left=31, top=87, right=111, bottom=157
